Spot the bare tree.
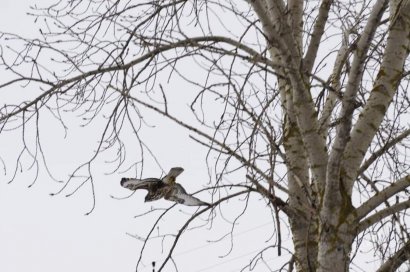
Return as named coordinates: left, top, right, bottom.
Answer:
left=1, top=0, right=410, bottom=271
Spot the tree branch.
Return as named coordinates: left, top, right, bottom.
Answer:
left=343, top=1, right=410, bottom=192
left=324, top=0, right=388, bottom=211
left=318, top=30, right=350, bottom=135
left=303, top=0, right=334, bottom=74
left=358, top=198, right=410, bottom=233
left=0, top=35, right=280, bottom=123
left=117, top=89, right=290, bottom=194
left=246, top=174, right=294, bottom=216
left=356, top=175, right=410, bottom=220
left=157, top=190, right=252, bottom=272
left=359, top=128, right=410, bottom=175
left=376, top=240, right=410, bottom=272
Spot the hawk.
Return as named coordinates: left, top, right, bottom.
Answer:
left=120, top=167, right=210, bottom=206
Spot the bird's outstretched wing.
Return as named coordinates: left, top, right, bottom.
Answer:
left=162, top=167, right=184, bottom=185
left=120, top=177, right=161, bottom=191
left=165, top=184, right=210, bottom=206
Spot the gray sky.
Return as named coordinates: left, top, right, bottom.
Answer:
left=0, top=1, right=385, bottom=271
left=0, top=2, right=287, bottom=272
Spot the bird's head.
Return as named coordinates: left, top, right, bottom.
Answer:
left=120, top=178, right=128, bottom=187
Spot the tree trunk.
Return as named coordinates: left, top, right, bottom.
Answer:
left=317, top=222, right=354, bottom=272
left=290, top=214, right=319, bottom=271
left=317, top=177, right=356, bottom=272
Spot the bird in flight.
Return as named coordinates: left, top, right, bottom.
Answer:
left=120, top=167, right=210, bottom=206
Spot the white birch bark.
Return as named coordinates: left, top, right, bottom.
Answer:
left=343, top=1, right=410, bottom=194
left=248, top=1, right=322, bottom=270
left=252, top=1, right=410, bottom=271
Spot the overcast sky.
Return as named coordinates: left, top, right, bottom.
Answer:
left=0, top=1, right=387, bottom=272
left=0, top=2, right=290, bottom=272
